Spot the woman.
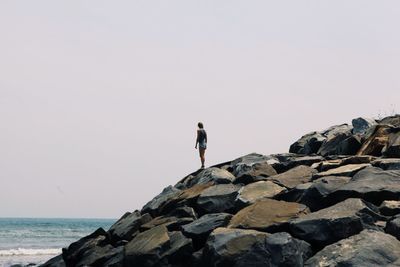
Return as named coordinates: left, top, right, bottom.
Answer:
left=195, top=122, right=207, bottom=169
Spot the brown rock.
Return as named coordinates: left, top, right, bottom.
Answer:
left=270, top=165, right=317, bottom=189
left=236, top=181, right=286, bottom=207
left=314, top=163, right=370, bottom=178
left=357, top=125, right=392, bottom=156
left=228, top=199, right=309, bottom=232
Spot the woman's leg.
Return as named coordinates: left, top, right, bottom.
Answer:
left=199, top=148, right=205, bottom=167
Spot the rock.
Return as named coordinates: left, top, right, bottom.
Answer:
left=102, top=249, right=124, bottom=267
left=384, top=130, right=400, bottom=157
left=313, top=163, right=370, bottom=178
left=341, top=155, right=377, bottom=165
left=62, top=228, right=108, bottom=266
left=108, top=211, right=152, bottom=242
left=228, top=199, right=309, bottom=232
left=140, top=216, right=194, bottom=232
left=163, top=231, right=193, bottom=264
left=141, top=186, right=182, bottom=216
left=229, top=153, right=279, bottom=170
left=336, top=135, right=362, bottom=155
left=311, top=159, right=342, bottom=172
left=297, top=176, right=351, bottom=211
left=328, top=167, right=400, bottom=205
left=318, top=132, right=353, bottom=156
left=322, top=124, right=353, bottom=139
left=40, top=254, right=65, bottom=267
left=182, top=213, right=232, bottom=249
left=372, top=158, right=400, bottom=170
left=124, top=225, right=170, bottom=267
left=269, top=165, right=317, bottom=189
left=358, top=124, right=393, bottom=156
left=272, top=154, right=325, bottom=173
left=232, top=161, right=277, bottom=184
left=386, top=214, right=400, bottom=240
left=186, top=168, right=235, bottom=188
left=352, top=117, right=377, bottom=135
left=289, top=198, right=382, bottom=247
left=166, top=206, right=197, bottom=219
left=305, top=230, right=400, bottom=266
left=203, top=228, right=312, bottom=267
left=379, top=114, right=400, bottom=127
left=380, top=200, right=400, bottom=216
left=75, top=245, right=123, bottom=267
left=289, top=131, right=326, bottom=155
left=275, top=182, right=313, bottom=203
left=235, top=181, right=286, bottom=208
left=196, top=184, right=241, bottom=213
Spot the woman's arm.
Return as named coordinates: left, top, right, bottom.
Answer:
left=195, top=130, right=199, bottom=148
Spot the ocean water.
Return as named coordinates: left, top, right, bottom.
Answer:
left=0, top=217, right=116, bottom=267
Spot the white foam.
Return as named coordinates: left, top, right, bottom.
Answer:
left=0, top=248, right=61, bottom=256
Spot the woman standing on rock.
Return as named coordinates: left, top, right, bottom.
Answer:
left=195, top=122, right=207, bottom=169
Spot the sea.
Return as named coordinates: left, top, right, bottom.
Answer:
left=0, top=217, right=116, bottom=267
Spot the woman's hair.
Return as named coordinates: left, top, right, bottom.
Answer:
left=198, top=122, right=204, bottom=129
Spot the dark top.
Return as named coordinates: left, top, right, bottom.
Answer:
left=198, top=129, right=207, bottom=143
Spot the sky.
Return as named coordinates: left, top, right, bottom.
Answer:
left=1, top=1, right=399, bottom=218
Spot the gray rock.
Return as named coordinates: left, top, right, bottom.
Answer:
left=386, top=214, right=400, bottom=240
left=236, top=181, right=286, bottom=208
left=124, top=225, right=170, bottom=267
left=384, top=130, right=400, bottom=158
left=232, top=161, right=277, bottom=184
left=289, top=131, right=326, bottom=155
left=313, top=163, right=370, bottom=178
left=203, top=228, right=312, bottom=267
left=328, top=167, right=400, bottom=205
left=186, top=168, right=235, bottom=188
left=275, top=182, right=313, bottom=203
left=372, top=158, right=400, bottom=170
left=352, top=117, right=377, bottom=135
left=318, top=132, right=353, bottom=156
left=229, top=153, right=279, bottom=170
left=305, top=230, right=400, bottom=267
left=108, top=211, right=152, bottom=242
left=337, top=135, right=362, bottom=155
left=75, top=245, right=123, bottom=267
left=272, top=154, right=325, bottom=173
left=270, top=165, right=317, bottom=189
left=62, top=228, right=108, bottom=266
left=141, top=186, right=182, bottom=216
left=163, top=231, right=193, bottom=264
left=379, top=114, right=400, bottom=127
left=290, top=198, right=382, bottom=247
left=140, top=216, right=194, bottom=232
left=182, top=213, right=232, bottom=249
left=380, top=200, right=400, bottom=216
left=196, top=184, right=241, bottom=213
left=40, top=254, right=65, bottom=267
left=297, top=176, right=351, bottom=211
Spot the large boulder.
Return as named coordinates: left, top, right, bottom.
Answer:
left=228, top=199, right=309, bottom=232
left=235, top=181, right=286, bottom=208
left=202, top=228, right=312, bottom=267
left=380, top=200, right=400, bottom=216
left=196, top=184, right=242, bottom=213
left=124, top=229, right=193, bottom=266
left=186, top=168, right=235, bottom=188
left=383, top=130, right=400, bottom=157
left=141, top=186, right=182, bottom=216
left=269, top=165, right=317, bottom=189
left=305, top=230, right=400, bottom=266
left=386, top=214, right=400, bottom=240
left=74, top=245, right=123, bottom=267
left=272, top=154, right=325, bottom=173
left=62, top=228, right=108, bottom=266
left=229, top=153, right=279, bottom=171
left=108, top=211, right=152, bottom=242
left=328, top=167, right=400, bottom=205
left=140, top=215, right=194, bottom=232
left=182, top=213, right=233, bottom=249
left=379, top=114, right=400, bottom=127
left=352, top=117, right=377, bottom=135
left=40, top=254, right=65, bottom=267
left=232, top=161, right=277, bottom=184
left=372, top=158, right=400, bottom=170
left=357, top=125, right=392, bottom=156
left=313, top=163, right=370, bottom=178
left=289, top=198, right=382, bottom=247
left=296, top=176, right=351, bottom=211
left=289, top=131, right=326, bottom=155
left=317, top=124, right=353, bottom=156
left=124, top=225, right=170, bottom=266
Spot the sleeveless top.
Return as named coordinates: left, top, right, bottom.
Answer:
left=198, top=129, right=207, bottom=147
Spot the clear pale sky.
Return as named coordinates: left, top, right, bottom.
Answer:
left=1, top=1, right=399, bottom=218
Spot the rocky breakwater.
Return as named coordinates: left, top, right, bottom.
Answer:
left=41, top=115, right=400, bottom=267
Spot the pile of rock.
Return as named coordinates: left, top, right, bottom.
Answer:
left=42, top=115, right=400, bottom=267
